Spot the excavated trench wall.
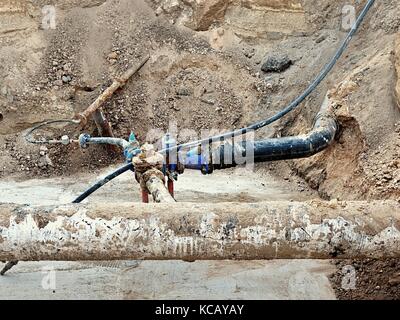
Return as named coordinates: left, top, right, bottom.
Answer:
left=0, top=0, right=399, bottom=201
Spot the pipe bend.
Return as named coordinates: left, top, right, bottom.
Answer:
left=250, top=112, right=337, bottom=163
left=192, top=103, right=338, bottom=171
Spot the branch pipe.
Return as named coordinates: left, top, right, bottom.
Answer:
left=184, top=97, right=337, bottom=172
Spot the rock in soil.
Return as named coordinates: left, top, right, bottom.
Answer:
left=261, top=55, right=293, bottom=73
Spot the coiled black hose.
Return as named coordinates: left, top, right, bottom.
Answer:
left=73, top=0, right=375, bottom=203
left=24, top=119, right=79, bottom=144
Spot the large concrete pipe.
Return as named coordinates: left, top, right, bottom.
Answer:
left=0, top=200, right=399, bottom=261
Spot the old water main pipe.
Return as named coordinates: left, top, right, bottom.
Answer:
left=0, top=200, right=399, bottom=261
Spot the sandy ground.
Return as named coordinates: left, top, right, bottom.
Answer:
left=0, top=166, right=336, bottom=300
left=0, top=260, right=336, bottom=300
left=0, top=166, right=316, bottom=204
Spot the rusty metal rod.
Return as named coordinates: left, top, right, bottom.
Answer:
left=0, top=200, right=399, bottom=261
left=92, top=109, right=119, bottom=153
left=141, top=190, right=149, bottom=203
left=92, top=109, right=114, bottom=138
left=76, top=55, right=150, bottom=125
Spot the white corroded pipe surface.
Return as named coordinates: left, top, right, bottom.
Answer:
left=0, top=200, right=399, bottom=261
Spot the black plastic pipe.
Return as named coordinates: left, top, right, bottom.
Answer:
left=253, top=116, right=336, bottom=162
left=218, top=113, right=336, bottom=169
left=186, top=99, right=337, bottom=172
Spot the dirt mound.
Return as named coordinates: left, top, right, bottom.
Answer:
left=1, top=0, right=262, bottom=176
left=292, top=56, right=400, bottom=201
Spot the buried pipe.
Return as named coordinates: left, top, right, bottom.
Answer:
left=71, top=98, right=337, bottom=203
left=0, top=200, right=399, bottom=261
left=185, top=96, right=338, bottom=172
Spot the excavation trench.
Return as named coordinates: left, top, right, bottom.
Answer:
left=1, top=0, right=399, bottom=299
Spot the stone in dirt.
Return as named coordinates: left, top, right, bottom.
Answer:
left=176, top=87, right=191, bottom=96
left=62, top=75, right=72, bottom=83
left=261, top=55, right=293, bottom=73
left=38, top=155, right=53, bottom=168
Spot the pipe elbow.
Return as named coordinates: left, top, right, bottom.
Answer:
left=183, top=102, right=338, bottom=170
left=302, top=114, right=337, bottom=156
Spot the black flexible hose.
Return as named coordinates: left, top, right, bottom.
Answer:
left=73, top=0, right=375, bottom=203
left=72, top=163, right=134, bottom=203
